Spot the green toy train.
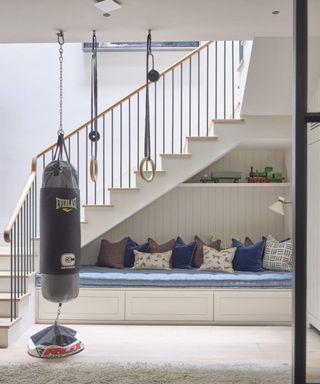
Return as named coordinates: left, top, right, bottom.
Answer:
left=200, top=171, right=242, bottom=183
left=247, top=166, right=284, bottom=183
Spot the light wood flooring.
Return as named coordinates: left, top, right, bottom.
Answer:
left=1, top=324, right=320, bottom=383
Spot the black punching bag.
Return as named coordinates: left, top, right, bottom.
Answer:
left=40, top=135, right=80, bottom=303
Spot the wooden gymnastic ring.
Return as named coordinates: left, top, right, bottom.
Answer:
left=90, top=157, right=98, bottom=182
left=139, top=157, right=155, bottom=182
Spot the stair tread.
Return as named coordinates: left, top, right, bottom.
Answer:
left=160, top=153, right=192, bottom=158
left=0, top=271, right=36, bottom=278
left=134, top=170, right=166, bottom=174
left=0, top=292, right=30, bottom=301
left=211, top=118, right=244, bottom=123
left=186, top=136, right=218, bottom=141
left=0, top=316, right=21, bottom=328
left=83, top=205, right=114, bottom=208
left=108, top=188, right=140, bottom=192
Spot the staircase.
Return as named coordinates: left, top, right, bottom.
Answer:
left=0, top=244, right=38, bottom=347
left=1, top=39, right=291, bottom=346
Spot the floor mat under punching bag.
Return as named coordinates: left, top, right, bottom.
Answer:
left=40, top=159, right=80, bottom=303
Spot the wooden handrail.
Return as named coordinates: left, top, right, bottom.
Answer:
left=37, top=41, right=213, bottom=158
left=4, top=157, right=37, bottom=243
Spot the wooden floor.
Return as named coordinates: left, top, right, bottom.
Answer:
left=2, top=324, right=320, bottom=382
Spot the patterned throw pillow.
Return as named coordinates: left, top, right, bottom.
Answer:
left=263, top=235, right=292, bottom=271
left=193, top=236, right=222, bottom=268
left=124, top=237, right=150, bottom=268
left=198, top=245, right=236, bottom=273
left=132, top=250, right=172, bottom=270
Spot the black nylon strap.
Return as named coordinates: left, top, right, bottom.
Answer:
left=53, top=133, right=71, bottom=164
left=144, top=32, right=152, bottom=159
left=90, top=31, right=98, bottom=160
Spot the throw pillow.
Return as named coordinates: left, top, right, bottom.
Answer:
left=172, top=237, right=196, bottom=269
left=263, top=235, right=292, bottom=271
left=148, top=238, right=175, bottom=253
left=232, top=238, right=265, bottom=272
left=244, top=237, right=254, bottom=246
left=96, top=237, right=128, bottom=268
left=124, top=237, right=150, bottom=268
left=132, top=250, right=172, bottom=270
left=198, top=245, right=236, bottom=273
left=193, top=236, right=222, bottom=268
left=231, top=237, right=254, bottom=246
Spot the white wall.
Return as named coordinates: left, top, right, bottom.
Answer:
left=0, top=43, right=183, bottom=240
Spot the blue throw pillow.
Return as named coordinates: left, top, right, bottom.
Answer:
left=125, top=237, right=150, bottom=268
left=232, top=238, right=265, bottom=272
left=172, top=237, right=196, bottom=269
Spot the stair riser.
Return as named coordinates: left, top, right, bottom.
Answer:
left=0, top=277, right=34, bottom=293
left=135, top=174, right=166, bottom=189
left=0, top=256, right=39, bottom=271
left=0, top=301, right=20, bottom=317
left=109, top=191, right=140, bottom=206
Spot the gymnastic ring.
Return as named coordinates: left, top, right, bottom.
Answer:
left=139, top=157, right=156, bottom=182
left=90, top=157, right=98, bottom=182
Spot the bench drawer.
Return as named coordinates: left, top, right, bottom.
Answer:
left=37, top=289, right=125, bottom=322
left=214, top=290, right=292, bottom=322
left=126, top=290, right=213, bottom=321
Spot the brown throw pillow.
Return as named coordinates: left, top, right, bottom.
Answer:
left=148, top=238, right=176, bottom=254
left=96, top=237, right=128, bottom=268
left=244, top=237, right=254, bottom=246
left=193, top=236, right=222, bottom=268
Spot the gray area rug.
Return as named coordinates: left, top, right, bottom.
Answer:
left=0, top=362, right=291, bottom=384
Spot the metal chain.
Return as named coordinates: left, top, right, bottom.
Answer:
left=57, top=31, right=64, bottom=136
left=54, top=303, right=62, bottom=325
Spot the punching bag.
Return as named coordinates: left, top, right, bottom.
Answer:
left=40, top=134, right=80, bottom=303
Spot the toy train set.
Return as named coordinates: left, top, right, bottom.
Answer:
left=200, top=167, right=285, bottom=183
left=246, top=166, right=285, bottom=183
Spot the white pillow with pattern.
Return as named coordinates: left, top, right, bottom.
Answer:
left=132, top=250, right=172, bottom=270
left=198, top=245, right=236, bottom=273
left=263, top=235, right=292, bottom=271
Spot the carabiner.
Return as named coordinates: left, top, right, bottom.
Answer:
left=57, top=31, right=64, bottom=46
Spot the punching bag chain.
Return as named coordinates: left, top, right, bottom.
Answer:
left=57, top=31, right=64, bottom=136
left=53, top=31, right=70, bottom=165
left=54, top=303, right=63, bottom=325
left=139, top=30, right=156, bottom=183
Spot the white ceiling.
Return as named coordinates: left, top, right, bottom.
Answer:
left=1, top=0, right=320, bottom=44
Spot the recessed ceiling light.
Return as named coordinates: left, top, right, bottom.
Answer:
left=95, top=0, right=121, bottom=14
left=272, top=10, right=280, bottom=15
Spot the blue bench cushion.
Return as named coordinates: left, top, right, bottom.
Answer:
left=36, top=266, right=292, bottom=289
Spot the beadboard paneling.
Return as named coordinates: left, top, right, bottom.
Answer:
left=82, top=184, right=287, bottom=265
left=187, top=149, right=286, bottom=183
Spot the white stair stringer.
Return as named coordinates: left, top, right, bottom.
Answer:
left=81, top=115, right=291, bottom=247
